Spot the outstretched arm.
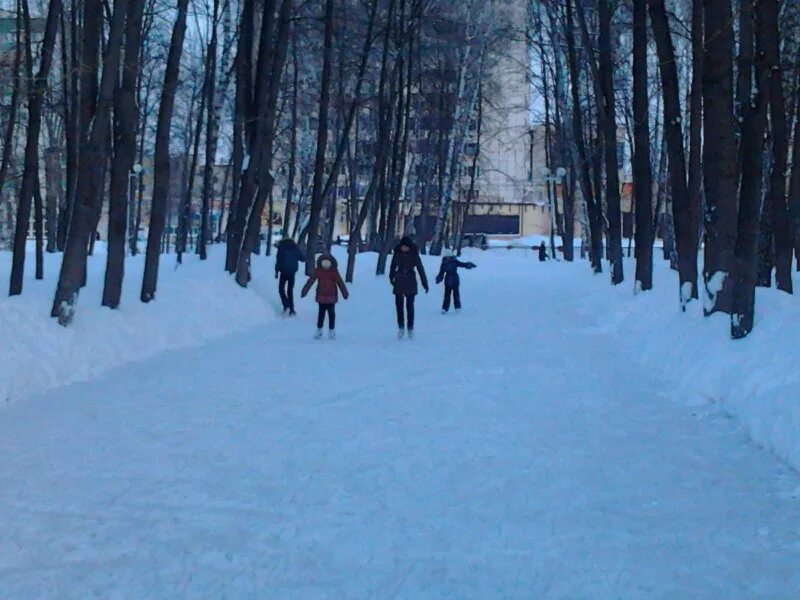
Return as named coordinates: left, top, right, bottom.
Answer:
left=300, top=273, right=317, bottom=298
left=435, top=259, right=445, bottom=284
left=336, top=272, right=349, bottom=299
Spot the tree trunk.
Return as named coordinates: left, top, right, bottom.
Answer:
left=648, top=0, right=698, bottom=304
left=730, top=0, right=772, bottom=339
left=633, top=0, right=653, bottom=291
left=762, top=2, right=792, bottom=293
left=103, top=0, right=144, bottom=308
left=234, top=0, right=292, bottom=285
left=33, top=178, right=44, bottom=279
left=9, top=0, right=61, bottom=296
left=199, top=0, right=221, bottom=261
left=282, top=28, right=299, bottom=242
left=790, top=78, right=800, bottom=270
left=44, top=147, right=61, bottom=253
left=140, top=0, right=190, bottom=303
left=598, top=0, right=623, bottom=284
left=0, top=0, right=22, bottom=212
left=177, top=82, right=207, bottom=263
left=687, top=0, right=703, bottom=289
left=565, top=0, right=602, bottom=272
left=51, top=0, right=128, bottom=321
left=702, top=0, right=737, bottom=315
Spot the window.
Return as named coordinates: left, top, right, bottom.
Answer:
left=463, top=215, right=520, bottom=235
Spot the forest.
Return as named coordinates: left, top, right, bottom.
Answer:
left=1, top=0, right=799, bottom=340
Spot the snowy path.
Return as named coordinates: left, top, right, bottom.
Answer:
left=2, top=253, right=800, bottom=598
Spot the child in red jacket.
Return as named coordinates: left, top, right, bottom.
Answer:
left=301, top=254, right=349, bottom=339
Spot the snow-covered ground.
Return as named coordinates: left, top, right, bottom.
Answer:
left=0, top=245, right=276, bottom=404
left=1, top=247, right=800, bottom=597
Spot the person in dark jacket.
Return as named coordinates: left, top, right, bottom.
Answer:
left=389, top=237, right=428, bottom=339
left=275, top=237, right=306, bottom=315
left=301, top=254, right=349, bottom=339
left=435, top=250, right=476, bottom=313
left=538, top=241, right=547, bottom=262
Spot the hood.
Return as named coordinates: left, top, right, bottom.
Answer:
left=316, top=254, right=339, bottom=269
left=395, top=236, right=418, bottom=254
left=278, top=237, right=296, bottom=248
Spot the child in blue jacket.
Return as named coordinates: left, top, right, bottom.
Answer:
left=435, top=250, right=476, bottom=313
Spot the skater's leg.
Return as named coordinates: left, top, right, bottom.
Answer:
left=328, top=305, right=336, bottom=330
left=395, top=294, right=405, bottom=329
left=286, top=272, right=296, bottom=311
left=443, top=286, right=452, bottom=311
left=453, top=285, right=461, bottom=310
left=317, top=304, right=326, bottom=329
left=278, top=272, right=289, bottom=310
left=406, top=295, right=415, bottom=331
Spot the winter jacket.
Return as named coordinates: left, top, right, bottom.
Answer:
left=301, top=255, right=349, bottom=304
left=435, top=256, right=476, bottom=287
left=389, top=237, right=429, bottom=296
left=275, top=238, right=306, bottom=275
left=538, top=243, right=547, bottom=262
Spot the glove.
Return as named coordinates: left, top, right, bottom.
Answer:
left=275, top=271, right=279, bottom=279
left=435, top=276, right=443, bottom=284
left=424, top=286, right=429, bottom=294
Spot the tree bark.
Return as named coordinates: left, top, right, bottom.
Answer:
left=648, top=0, right=698, bottom=304
left=0, top=0, right=22, bottom=212
left=730, top=0, right=772, bottom=339
left=51, top=0, right=128, bottom=321
left=762, top=1, right=792, bottom=293
left=44, top=147, right=61, bottom=253
left=702, top=0, right=737, bottom=314
left=687, top=0, right=703, bottom=288
left=633, top=0, right=653, bottom=291
left=598, top=0, right=623, bottom=284
left=9, top=0, right=62, bottom=296
left=234, top=0, right=292, bottom=285
left=282, top=28, right=299, bottom=242
left=140, top=0, right=190, bottom=303
left=199, top=0, right=221, bottom=260
left=565, top=0, right=602, bottom=272
left=103, top=0, right=144, bottom=308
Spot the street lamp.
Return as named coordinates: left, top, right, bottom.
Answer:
left=539, top=166, right=567, bottom=259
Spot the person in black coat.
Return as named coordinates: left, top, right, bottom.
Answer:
left=538, top=241, right=547, bottom=262
left=389, top=236, right=428, bottom=338
left=435, top=250, right=476, bottom=313
left=275, top=237, right=306, bottom=315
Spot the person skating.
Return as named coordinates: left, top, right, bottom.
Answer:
left=538, top=241, right=547, bottom=262
left=389, top=236, right=428, bottom=339
left=435, top=250, right=476, bottom=313
left=275, top=237, right=306, bottom=315
left=301, top=254, right=349, bottom=339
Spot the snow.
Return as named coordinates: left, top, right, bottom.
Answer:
left=1, top=247, right=800, bottom=597
left=0, top=245, right=275, bottom=404
left=703, top=270, right=728, bottom=313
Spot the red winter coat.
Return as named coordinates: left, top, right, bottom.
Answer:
left=301, top=255, right=349, bottom=304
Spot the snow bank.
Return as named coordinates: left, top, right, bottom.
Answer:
left=597, top=263, right=800, bottom=471
left=0, top=246, right=274, bottom=404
